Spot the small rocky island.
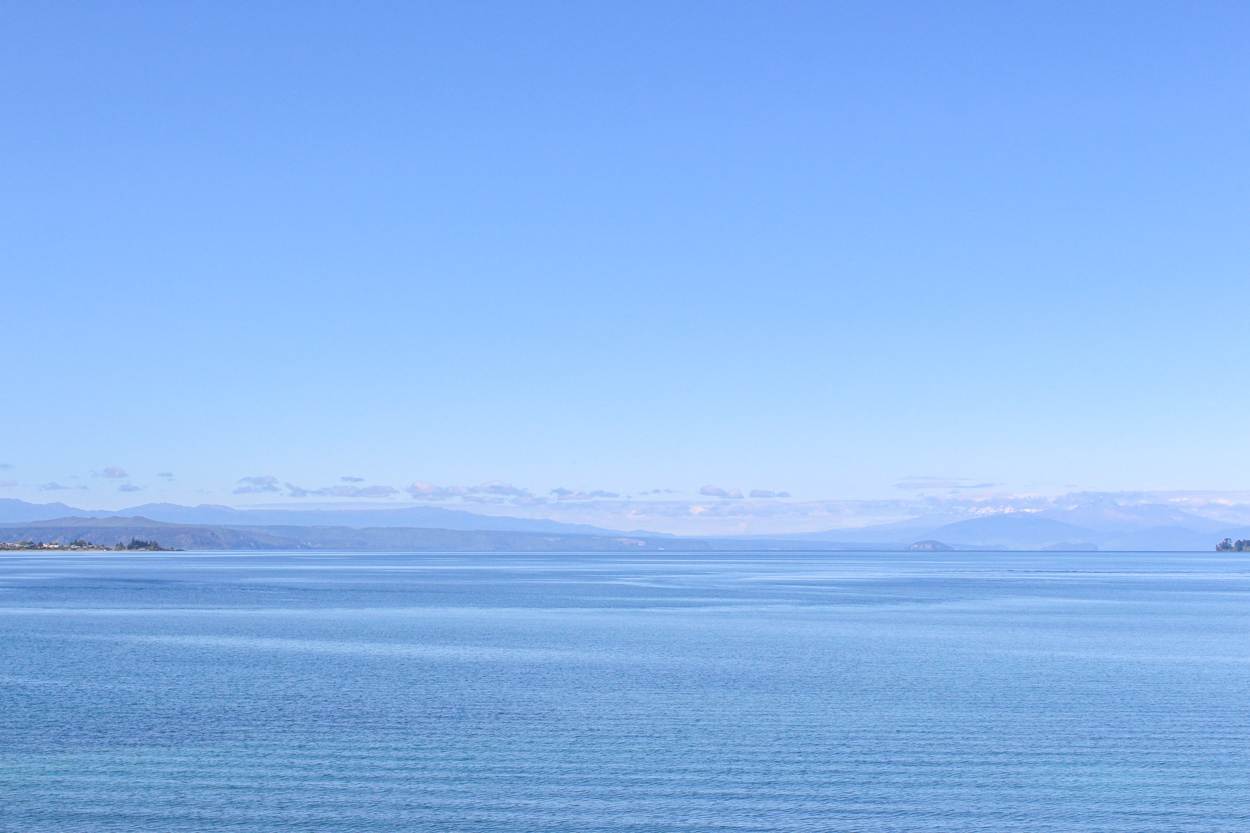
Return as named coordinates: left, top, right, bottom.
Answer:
left=0, top=538, right=176, bottom=552
left=908, top=540, right=954, bottom=551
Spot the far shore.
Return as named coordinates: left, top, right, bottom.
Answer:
left=0, top=539, right=177, bottom=552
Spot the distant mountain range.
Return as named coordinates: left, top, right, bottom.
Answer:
left=0, top=514, right=891, bottom=553
left=0, top=498, right=1245, bottom=551
left=788, top=506, right=1250, bottom=551
left=0, top=499, right=653, bottom=537
left=0, top=516, right=691, bottom=552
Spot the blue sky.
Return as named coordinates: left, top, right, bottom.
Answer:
left=4, top=2, right=1249, bottom=531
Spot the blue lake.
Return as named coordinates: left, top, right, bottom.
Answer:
left=1, top=550, right=1248, bottom=832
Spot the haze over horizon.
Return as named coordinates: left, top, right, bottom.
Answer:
left=6, top=3, right=1249, bottom=535
left=7, top=486, right=1250, bottom=539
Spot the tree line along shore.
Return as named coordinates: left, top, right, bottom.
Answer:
left=0, top=538, right=176, bottom=552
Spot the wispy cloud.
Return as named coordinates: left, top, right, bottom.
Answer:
left=405, top=481, right=535, bottom=502
left=472, top=481, right=531, bottom=498
left=285, top=483, right=399, bottom=498
left=406, top=481, right=466, bottom=501
left=0, top=463, right=13, bottom=471
left=95, top=466, right=129, bottom=480
left=234, top=475, right=281, bottom=494
left=894, top=476, right=997, bottom=491
left=40, top=481, right=86, bottom=492
left=699, top=485, right=744, bottom=499
left=118, top=483, right=143, bottom=493
left=340, top=476, right=365, bottom=483
left=0, top=480, right=16, bottom=488
left=550, top=487, right=620, bottom=501
left=157, top=472, right=175, bottom=480
left=749, top=489, right=791, bottom=499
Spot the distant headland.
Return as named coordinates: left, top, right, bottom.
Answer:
left=0, top=537, right=176, bottom=552
left=1216, top=538, right=1250, bottom=552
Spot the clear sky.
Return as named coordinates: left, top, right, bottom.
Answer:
left=4, top=2, right=1249, bottom=530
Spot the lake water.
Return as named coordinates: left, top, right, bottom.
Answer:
left=1, top=550, right=1248, bottom=832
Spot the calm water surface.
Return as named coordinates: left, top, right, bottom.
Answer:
left=1, top=550, right=1248, bottom=832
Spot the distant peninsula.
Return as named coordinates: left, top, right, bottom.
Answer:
left=1216, top=538, right=1250, bottom=552
left=0, top=537, right=176, bottom=552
